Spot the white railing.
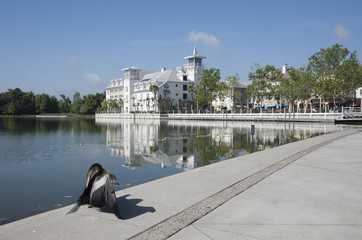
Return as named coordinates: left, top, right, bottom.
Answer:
left=96, top=111, right=342, bottom=122
left=340, top=107, right=362, bottom=119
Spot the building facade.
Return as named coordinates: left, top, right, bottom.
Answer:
left=105, top=47, right=206, bottom=113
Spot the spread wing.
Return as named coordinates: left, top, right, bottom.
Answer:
left=90, top=173, right=122, bottom=219
left=67, top=183, right=92, bottom=215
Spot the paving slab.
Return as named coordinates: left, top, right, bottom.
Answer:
left=0, top=128, right=359, bottom=240
left=169, top=130, right=362, bottom=240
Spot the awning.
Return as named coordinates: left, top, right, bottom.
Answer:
left=254, top=104, right=264, bottom=108
left=265, top=104, right=276, bottom=107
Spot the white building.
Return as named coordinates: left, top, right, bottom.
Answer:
left=105, top=47, right=206, bottom=113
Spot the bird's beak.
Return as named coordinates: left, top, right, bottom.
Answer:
left=86, top=177, right=90, bottom=188
left=85, top=170, right=93, bottom=188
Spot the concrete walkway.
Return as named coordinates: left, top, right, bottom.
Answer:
left=1, top=128, right=361, bottom=240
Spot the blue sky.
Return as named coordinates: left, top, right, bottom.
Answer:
left=1, top=0, right=362, bottom=98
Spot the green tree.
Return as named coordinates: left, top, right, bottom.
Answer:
left=0, top=88, right=36, bottom=115
left=196, top=68, right=221, bottom=110
left=5, top=88, right=25, bottom=115
left=149, top=84, right=159, bottom=112
left=307, top=44, right=362, bottom=107
left=35, top=93, right=51, bottom=114
left=216, top=81, right=228, bottom=109
left=95, top=93, right=106, bottom=112
left=225, top=73, right=242, bottom=112
left=158, top=96, right=172, bottom=112
left=71, top=92, right=82, bottom=113
left=101, top=99, right=108, bottom=111
left=58, top=94, right=71, bottom=113
left=109, top=99, right=119, bottom=112
left=0, top=92, right=8, bottom=114
left=278, top=68, right=311, bottom=112
left=48, top=96, right=59, bottom=113
left=247, top=64, right=277, bottom=108
left=23, top=91, right=36, bottom=114
left=187, top=84, right=198, bottom=112
left=79, top=93, right=105, bottom=114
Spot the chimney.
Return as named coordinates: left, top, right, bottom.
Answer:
left=282, top=64, right=288, bottom=74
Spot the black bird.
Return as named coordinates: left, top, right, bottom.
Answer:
left=67, top=163, right=122, bottom=219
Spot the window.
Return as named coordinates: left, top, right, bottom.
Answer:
left=183, top=93, right=187, bottom=99
left=183, top=85, right=187, bottom=91
left=183, top=75, right=187, bottom=81
left=176, top=84, right=178, bottom=87
left=176, top=93, right=178, bottom=96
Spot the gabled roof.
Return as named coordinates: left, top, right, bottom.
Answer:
left=142, top=69, right=180, bottom=82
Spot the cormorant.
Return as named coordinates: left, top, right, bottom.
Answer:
left=67, top=163, right=122, bottom=219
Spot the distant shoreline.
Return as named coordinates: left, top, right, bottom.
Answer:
left=0, top=114, right=95, bottom=118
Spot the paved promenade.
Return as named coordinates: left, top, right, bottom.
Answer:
left=1, top=128, right=361, bottom=239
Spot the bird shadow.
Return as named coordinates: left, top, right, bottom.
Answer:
left=100, top=194, right=156, bottom=220
left=118, top=194, right=156, bottom=220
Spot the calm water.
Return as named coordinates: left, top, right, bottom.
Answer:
left=0, top=117, right=343, bottom=225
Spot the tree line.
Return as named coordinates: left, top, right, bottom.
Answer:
left=0, top=88, right=105, bottom=115
left=245, top=44, right=362, bottom=111
left=192, top=44, right=362, bottom=112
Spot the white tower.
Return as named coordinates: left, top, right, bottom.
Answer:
left=182, top=46, right=206, bottom=86
left=122, top=67, right=141, bottom=113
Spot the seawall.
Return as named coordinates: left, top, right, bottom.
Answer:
left=96, top=112, right=341, bottom=123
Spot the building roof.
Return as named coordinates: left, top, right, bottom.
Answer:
left=277, top=65, right=298, bottom=78
left=142, top=69, right=180, bottom=83
left=184, top=46, right=206, bottom=59
left=133, top=69, right=189, bottom=92
left=122, top=66, right=141, bottom=71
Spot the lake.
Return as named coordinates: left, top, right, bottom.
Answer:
left=0, top=117, right=343, bottom=225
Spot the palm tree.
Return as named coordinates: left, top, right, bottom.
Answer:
left=101, top=99, right=108, bottom=112
left=149, top=84, right=159, bottom=112
left=118, top=98, right=124, bottom=113
left=187, top=84, right=198, bottom=112
left=146, top=97, right=150, bottom=112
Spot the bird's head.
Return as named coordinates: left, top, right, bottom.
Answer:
left=86, top=163, right=103, bottom=188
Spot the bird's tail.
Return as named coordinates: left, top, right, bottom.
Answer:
left=113, top=204, right=123, bottom=219
left=66, top=203, right=81, bottom=215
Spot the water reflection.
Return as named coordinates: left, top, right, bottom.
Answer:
left=95, top=119, right=342, bottom=170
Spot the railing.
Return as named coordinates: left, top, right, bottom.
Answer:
left=96, top=111, right=342, bottom=122
left=340, top=107, right=362, bottom=119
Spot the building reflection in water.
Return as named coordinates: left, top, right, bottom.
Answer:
left=95, top=119, right=342, bottom=171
